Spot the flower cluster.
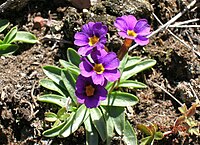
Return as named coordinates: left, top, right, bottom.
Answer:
left=74, top=15, right=150, bottom=108
left=74, top=22, right=120, bottom=108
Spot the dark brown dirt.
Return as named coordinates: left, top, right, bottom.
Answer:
left=0, top=0, right=199, bottom=144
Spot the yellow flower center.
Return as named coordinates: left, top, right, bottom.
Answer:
left=127, top=30, right=137, bottom=37
left=85, top=85, right=95, bottom=97
left=89, top=35, right=99, bottom=46
left=93, top=63, right=105, bottom=74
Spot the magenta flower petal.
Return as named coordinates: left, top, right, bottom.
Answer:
left=75, top=93, right=85, bottom=103
left=82, top=22, right=95, bottom=36
left=74, top=39, right=89, bottom=46
left=134, top=35, right=149, bottom=46
left=79, top=60, right=93, bottom=77
left=101, top=52, right=120, bottom=70
left=102, top=25, right=108, bottom=34
left=114, top=15, right=137, bottom=32
left=99, top=36, right=107, bottom=44
left=93, top=22, right=108, bottom=36
left=95, top=88, right=107, bottom=100
left=74, top=32, right=89, bottom=40
left=84, top=97, right=100, bottom=108
left=92, top=74, right=105, bottom=86
left=74, top=32, right=89, bottom=46
left=78, top=45, right=93, bottom=56
left=123, top=15, right=137, bottom=30
left=134, top=19, right=151, bottom=36
left=104, top=69, right=121, bottom=82
left=91, top=48, right=107, bottom=62
left=96, top=43, right=106, bottom=50
left=114, top=17, right=128, bottom=31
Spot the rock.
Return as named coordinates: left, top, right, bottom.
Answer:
left=70, top=0, right=91, bottom=9
left=0, top=0, right=30, bottom=12
left=102, top=0, right=153, bottom=19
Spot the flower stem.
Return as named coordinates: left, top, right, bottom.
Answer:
left=109, top=81, right=117, bottom=94
left=117, top=38, right=133, bottom=60
left=108, top=79, right=121, bottom=94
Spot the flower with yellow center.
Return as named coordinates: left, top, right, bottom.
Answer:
left=89, top=35, right=99, bottom=46
left=75, top=75, right=107, bottom=108
left=93, top=63, right=105, bottom=74
left=79, top=49, right=120, bottom=86
left=114, top=15, right=150, bottom=46
left=74, top=22, right=107, bottom=56
left=85, top=85, right=95, bottom=97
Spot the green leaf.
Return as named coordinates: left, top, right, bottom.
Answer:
left=56, top=107, right=70, bottom=121
left=84, top=117, right=99, bottom=145
left=39, top=79, right=69, bottom=97
left=3, top=26, right=17, bottom=44
left=45, top=112, right=58, bottom=122
left=61, top=69, right=77, bottom=104
left=59, top=105, right=89, bottom=137
left=90, top=108, right=107, bottom=141
left=188, top=127, right=200, bottom=136
left=67, top=48, right=81, bottom=67
left=106, top=116, right=114, bottom=145
left=59, top=113, right=70, bottom=121
left=0, top=43, right=18, bottom=55
left=178, top=104, right=187, bottom=114
left=101, top=91, right=139, bottom=107
left=118, top=80, right=147, bottom=89
left=104, top=106, right=125, bottom=136
left=121, top=59, right=156, bottom=81
left=154, top=132, right=163, bottom=140
left=0, top=19, right=9, bottom=33
left=140, top=136, right=153, bottom=145
left=11, top=31, right=38, bottom=43
left=112, top=107, right=125, bottom=136
left=125, top=56, right=143, bottom=69
left=43, top=121, right=67, bottom=137
left=37, top=94, right=68, bottom=107
left=100, top=106, right=114, bottom=145
left=137, top=124, right=153, bottom=136
left=123, top=120, right=137, bottom=145
left=57, top=107, right=67, bottom=118
left=42, top=66, right=66, bottom=89
left=186, top=118, right=197, bottom=127
left=59, top=59, right=80, bottom=77
left=53, top=119, right=61, bottom=127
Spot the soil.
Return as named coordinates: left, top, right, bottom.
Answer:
left=0, top=0, right=199, bottom=145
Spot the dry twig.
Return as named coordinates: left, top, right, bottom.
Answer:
left=152, top=13, right=192, bottom=50
left=152, top=82, right=183, bottom=106
left=170, top=18, right=200, bottom=27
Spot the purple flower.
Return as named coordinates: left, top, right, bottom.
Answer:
left=75, top=75, right=107, bottom=108
left=114, top=15, right=151, bottom=46
left=74, top=22, right=108, bottom=56
left=79, top=49, right=120, bottom=86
